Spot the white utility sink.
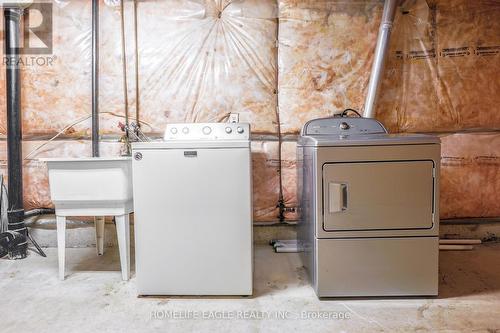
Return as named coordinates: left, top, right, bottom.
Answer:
left=42, top=157, right=133, bottom=216
left=42, top=156, right=133, bottom=281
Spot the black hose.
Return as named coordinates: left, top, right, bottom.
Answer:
left=24, top=208, right=55, bottom=219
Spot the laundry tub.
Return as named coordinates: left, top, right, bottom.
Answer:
left=42, top=157, right=133, bottom=280
left=42, top=157, right=133, bottom=216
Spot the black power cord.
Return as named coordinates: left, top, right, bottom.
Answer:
left=340, top=108, right=362, bottom=118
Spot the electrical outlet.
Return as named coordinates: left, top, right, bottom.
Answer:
left=229, top=113, right=239, bottom=123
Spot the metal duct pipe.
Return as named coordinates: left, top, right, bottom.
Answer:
left=4, top=7, right=27, bottom=259
left=92, top=0, right=99, bottom=157
left=363, top=0, right=398, bottom=118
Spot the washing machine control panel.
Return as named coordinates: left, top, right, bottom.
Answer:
left=164, top=123, right=250, bottom=141
left=302, top=117, right=387, bottom=136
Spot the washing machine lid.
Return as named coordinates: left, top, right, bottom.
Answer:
left=299, top=117, right=440, bottom=147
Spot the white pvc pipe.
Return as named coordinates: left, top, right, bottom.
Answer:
left=439, top=239, right=482, bottom=245
left=364, top=0, right=398, bottom=118
left=439, top=245, right=474, bottom=251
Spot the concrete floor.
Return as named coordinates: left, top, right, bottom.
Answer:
left=1, top=244, right=500, bottom=333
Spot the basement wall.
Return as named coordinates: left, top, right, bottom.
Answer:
left=0, top=0, right=498, bottom=223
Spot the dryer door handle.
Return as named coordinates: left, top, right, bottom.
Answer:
left=328, top=182, right=348, bottom=213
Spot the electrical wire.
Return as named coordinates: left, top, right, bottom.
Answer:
left=215, top=112, right=232, bottom=123
left=24, top=114, right=93, bottom=160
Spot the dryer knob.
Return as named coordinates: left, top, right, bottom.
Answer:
left=225, top=127, right=232, bottom=134
left=340, top=122, right=350, bottom=130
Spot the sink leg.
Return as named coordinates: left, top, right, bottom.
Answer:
left=115, top=214, right=130, bottom=281
left=56, top=215, right=66, bottom=280
left=94, top=216, right=105, bottom=255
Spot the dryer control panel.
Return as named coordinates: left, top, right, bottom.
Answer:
left=164, top=123, right=250, bottom=141
left=302, top=117, right=387, bottom=136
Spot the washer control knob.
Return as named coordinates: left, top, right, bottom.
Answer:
left=339, top=122, right=350, bottom=130
left=182, top=127, right=189, bottom=134
left=237, top=126, right=244, bottom=134
left=225, top=127, right=232, bottom=134
left=170, top=127, right=178, bottom=134
left=202, top=126, right=212, bottom=135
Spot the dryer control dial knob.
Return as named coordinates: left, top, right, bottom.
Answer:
left=339, top=122, right=350, bottom=130
left=182, top=127, right=189, bottom=134
left=237, top=127, right=244, bottom=134
left=225, top=127, right=232, bottom=134
left=170, top=127, right=178, bottom=134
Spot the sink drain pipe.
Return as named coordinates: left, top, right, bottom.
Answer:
left=363, top=0, right=398, bottom=118
left=4, top=6, right=27, bottom=259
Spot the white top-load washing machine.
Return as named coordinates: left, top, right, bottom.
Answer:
left=132, top=123, right=252, bottom=296
left=297, top=117, right=440, bottom=297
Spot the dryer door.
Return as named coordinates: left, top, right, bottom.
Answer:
left=322, top=160, right=435, bottom=231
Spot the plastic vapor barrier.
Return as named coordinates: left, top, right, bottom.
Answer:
left=0, top=0, right=498, bottom=222
left=278, top=0, right=383, bottom=134
left=440, top=132, right=500, bottom=219
left=376, top=0, right=500, bottom=132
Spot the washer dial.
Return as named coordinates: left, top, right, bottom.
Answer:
left=202, top=126, right=212, bottom=135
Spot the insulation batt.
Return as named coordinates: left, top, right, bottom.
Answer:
left=136, top=0, right=278, bottom=135
left=0, top=1, right=133, bottom=136
left=281, top=141, right=299, bottom=221
left=0, top=0, right=279, bottom=136
left=251, top=141, right=281, bottom=221
left=2, top=2, right=90, bottom=136
left=278, top=0, right=383, bottom=134
left=439, top=132, right=500, bottom=219
left=375, top=0, right=500, bottom=132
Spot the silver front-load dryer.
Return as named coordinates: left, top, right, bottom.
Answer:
left=297, top=117, right=440, bottom=297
